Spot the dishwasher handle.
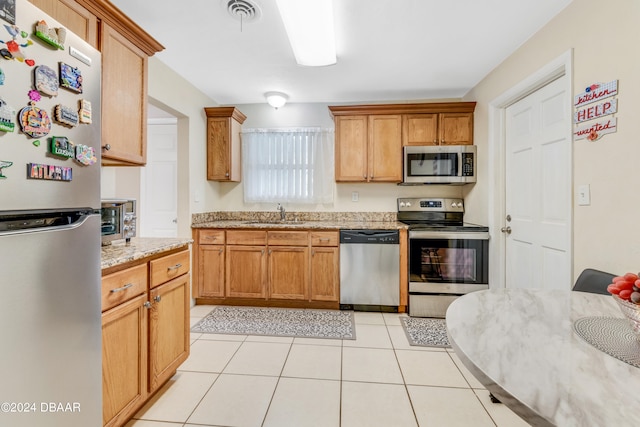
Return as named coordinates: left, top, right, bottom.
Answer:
left=340, top=229, right=399, bottom=244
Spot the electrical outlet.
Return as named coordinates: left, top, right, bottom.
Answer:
left=578, top=184, right=590, bottom=206
left=351, top=191, right=359, bottom=202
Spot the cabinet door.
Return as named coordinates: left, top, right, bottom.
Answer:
left=102, top=293, right=148, bottom=427
left=206, top=118, right=232, bottom=180
left=369, top=115, right=402, bottom=182
left=198, top=245, right=225, bottom=297
left=226, top=246, right=267, bottom=298
left=101, top=23, right=148, bottom=165
left=310, top=247, right=339, bottom=302
left=403, top=114, right=439, bottom=146
left=439, top=112, right=474, bottom=145
left=269, top=246, right=309, bottom=300
left=29, top=0, right=98, bottom=47
left=148, top=275, right=190, bottom=392
left=335, top=115, right=368, bottom=182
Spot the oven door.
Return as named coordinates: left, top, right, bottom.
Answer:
left=408, top=230, right=489, bottom=294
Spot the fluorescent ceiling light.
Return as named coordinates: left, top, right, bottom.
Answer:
left=275, top=0, right=336, bottom=66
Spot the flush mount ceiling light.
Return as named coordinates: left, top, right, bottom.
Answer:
left=265, top=91, right=289, bottom=109
left=275, top=0, right=336, bottom=66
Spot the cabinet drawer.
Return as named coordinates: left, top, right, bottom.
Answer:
left=102, top=264, right=148, bottom=312
left=310, top=231, right=339, bottom=247
left=227, top=230, right=267, bottom=245
left=268, top=231, right=309, bottom=246
left=150, top=250, right=190, bottom=289
left=199, top=229, right=225, bottom=245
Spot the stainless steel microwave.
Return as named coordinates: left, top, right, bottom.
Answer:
left=403, top=145, right=477, bottom=184
left=101, top=199, right=136, bottom=245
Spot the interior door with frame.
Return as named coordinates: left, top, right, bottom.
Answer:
left=504, top=75, right=572, bottom=290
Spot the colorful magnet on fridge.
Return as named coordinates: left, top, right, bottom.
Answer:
left=59, top=62, right=82, bottom=93
left=0, top=160, right=12, bottom=179
left=18, top=104, right=51, bottom=138
left=27, top=163, right=72, bottom=181
left=34, top=64, right=58, bottom=96
left=54, top=104, right=79, bottom=127
left=0, top=48, right=11, bottom=59
left=33, top=140, right=40, bottom=147
left=49, top=136, right=75, bottom=159
left=78, top=99, right=92, bottom=124
left=1, top=25, right=34, bottom=64
left=28, top=89, right=41, bottom=102
left=75, top=144, right=97, bottom=166
left=0, top=97, right=15, bottom=132
left=34, top=20, right=66, bottom=50
left=0, top=68, right=4, bottom=84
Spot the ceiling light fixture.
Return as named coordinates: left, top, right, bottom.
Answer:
left=275, top=0, right=336, bottom=66
left=265, top=91, right=289, bottom=109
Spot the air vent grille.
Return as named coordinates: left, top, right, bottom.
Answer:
left=225, top=0, right=262, bottom=23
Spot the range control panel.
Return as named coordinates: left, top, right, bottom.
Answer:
left=397, top=198, right=464, bottom=213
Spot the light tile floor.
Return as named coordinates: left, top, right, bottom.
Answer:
left=126, top=307, right=530, bottom=427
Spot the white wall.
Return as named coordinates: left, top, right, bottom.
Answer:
left=464, top=0, right=640, bottom=276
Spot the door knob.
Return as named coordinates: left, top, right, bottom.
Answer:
left=506, top=214, right=512, bottom=222
left=501, top=226, right=512, bottom=235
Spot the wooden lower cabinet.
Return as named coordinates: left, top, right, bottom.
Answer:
left=310, top=246, right=339, bottom=301
left=102, top=293, right=148, bottom=427
left=269, top=246, right=309, bottom=299
left=149, top=274, right=190, bottom=392
left=102, top=247, right=191, bottom=427
left=226, top=245, right=267, bottom=298
left=198, top=245, right=225, bottom=297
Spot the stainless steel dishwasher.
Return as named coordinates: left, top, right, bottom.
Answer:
left=339, top=229, right=400, bottom=311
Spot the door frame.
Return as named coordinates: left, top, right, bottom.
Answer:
left=487, top=49, right=573, bottom=289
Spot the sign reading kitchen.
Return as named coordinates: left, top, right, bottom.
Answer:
left=573, top=79, right=618, bottom=141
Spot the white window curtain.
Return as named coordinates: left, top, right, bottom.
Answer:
left=242, top=128, right=334, bottom=204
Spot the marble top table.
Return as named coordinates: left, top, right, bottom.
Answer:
left=446, top=289, right=640, bottom=427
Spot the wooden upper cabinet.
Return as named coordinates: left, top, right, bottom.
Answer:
left=368, top=115, right=402, bottom=182
left=403, top=112, right=473, bottom=146
left=439, top=112, right=474, bottom=145
left=29, top=0, right=98, bottom=47
left=205, top=107, right=247, bottom=181
left=334, top=114, right=401, bottom=182
left=100, top=22, right=148, bottom=165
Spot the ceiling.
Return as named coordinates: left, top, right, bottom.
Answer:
left=110, top=0, right=572, bottom=107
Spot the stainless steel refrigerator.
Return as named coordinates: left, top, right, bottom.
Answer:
left=0, top=1, right=102, bottom=425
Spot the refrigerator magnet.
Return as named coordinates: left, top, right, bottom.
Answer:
left=49, top=136, right=74, bottom=159
left=34, top=21, right=66, bottom=50
left=54, top=104, right=79, bottom=127
left=1, top=24, right=34, bottom=65
left=27, top=163, right=72, bottom=181
left=34, top=64, right=58, bottom=96
left=59, top=62, right=82, bottom=93
left=0, top=97, right=15, bottom=132
left=75, top=144, right=97, bottom=166
left=0, top=67, right=4, bottom=85
left=78, top=99, right=92, bottom=124
left=18, top=104, right=51, bottom=138
left=0, top=160, right=12, bottom=179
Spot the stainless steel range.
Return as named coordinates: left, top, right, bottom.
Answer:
left=398, top=197, right=489, bottom=318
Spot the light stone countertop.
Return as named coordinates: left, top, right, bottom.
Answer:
left=101, top=237, right=193, bottom=270
left=446, top=289, right=640, bottom=427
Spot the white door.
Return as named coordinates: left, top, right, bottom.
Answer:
left=141, top=122, right=178, bottom=237
left=504, top=75, right=572, bottom=290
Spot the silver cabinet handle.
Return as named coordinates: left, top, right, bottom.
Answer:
left=154, top=295, right=161, bottom=303
left=143, top=301, right=152, bottom=309
left=501, top=226, right=512, bottom=235
left=219, top=248, right=224, bottom=254
left=102, top=144, right=111, bottom=151
left=167, top=263, right=182, bottom=271
left=110, top=283, right=133, bottom=293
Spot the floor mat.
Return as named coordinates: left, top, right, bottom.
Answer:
left=401, top=316, right=451, bottom=348
left=191, top=306, right=356, bottom=340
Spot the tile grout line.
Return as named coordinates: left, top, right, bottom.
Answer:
left=259, top=339, right=294, bottom=427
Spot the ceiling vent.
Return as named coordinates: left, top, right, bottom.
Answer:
left=224, top=0, right=262, bottom=23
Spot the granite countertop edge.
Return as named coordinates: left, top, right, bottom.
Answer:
left=101, top=237, right=193, bottom=270
left=191, top=219, right=408, bottom=230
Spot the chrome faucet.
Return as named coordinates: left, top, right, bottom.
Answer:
left=277, top=203, right=286, bottom=221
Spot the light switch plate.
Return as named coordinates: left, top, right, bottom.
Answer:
left=578, top=184, right=590, bottom=206
left=351, top=191, right=359, bottom=202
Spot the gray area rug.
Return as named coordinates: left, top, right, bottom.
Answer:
left=192, top=306, right=356, bottom=340
left=401, top=317, right=451, bottom=348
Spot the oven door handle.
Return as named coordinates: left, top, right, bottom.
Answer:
left=409, top=230, right=490, bottom=240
